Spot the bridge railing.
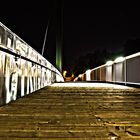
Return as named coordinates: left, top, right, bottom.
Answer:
left=0, top=22, right=64, bottom=105
left=75, top=52, right=140, bottom=86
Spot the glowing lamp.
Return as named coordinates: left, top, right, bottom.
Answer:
left=114, top=56, right=125, bottom=63
left=79, top=74, right=82, bottom=78
left=86, top=69, right=91, bottom=74
left=106, top=60, right=113, bottom=66
left=86, top=69, right=91, bottom=81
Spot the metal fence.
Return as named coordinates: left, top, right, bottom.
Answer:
left=75, top=52, right=140, bottom=86
left=0, top=22, right=64, bottom=105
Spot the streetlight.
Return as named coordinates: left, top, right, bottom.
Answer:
left=114, top=56, right=125, bottom=84
left=106, top=60, right=114, bottom=66
left=114, top=56, right=125, bottom=63
left=86, top=69, right=91, bottom=81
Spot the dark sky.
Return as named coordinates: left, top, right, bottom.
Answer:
left=63, top=7, right=140, bottom=67
left=1, top=3, right=140, bottom=72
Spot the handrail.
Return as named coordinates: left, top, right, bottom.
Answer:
left=0, top=45, right=62, bottom=77
left=75, top=51, right=140, bottom=86
left=0, top=21, right=64, bottom=106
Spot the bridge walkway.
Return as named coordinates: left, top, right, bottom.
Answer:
left=0, top=82, right=140, bottom=139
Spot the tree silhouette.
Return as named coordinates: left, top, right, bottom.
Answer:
left=71, top=38, right=140, bottom=77
left=72, top=49, right=113, bottom=76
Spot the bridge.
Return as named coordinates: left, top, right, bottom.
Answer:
left=1, top=22, right=140, bottom=139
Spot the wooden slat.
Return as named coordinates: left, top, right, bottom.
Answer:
left=0, top=83, right=140, bottom=139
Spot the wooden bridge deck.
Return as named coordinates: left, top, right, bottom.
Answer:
left=0, top=82, right=140, bottom=140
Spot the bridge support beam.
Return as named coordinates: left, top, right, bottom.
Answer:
left=56, top=0, right=63, bottom=73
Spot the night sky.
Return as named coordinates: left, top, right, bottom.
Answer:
left=1, top=3, right=140, bottom=74
left=63, top=7, right=140, bottom=67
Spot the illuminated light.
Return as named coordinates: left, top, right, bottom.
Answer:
left=86, top=69, right=91, bottom=81
left=79, top=74, right=82, bottom=78
left=50, top=82, right=133, bottom=89
left=72, top=73, right=75, bottom=78
left=86, top=69, right=91, bottom=73
left=56, top=75, right=64, bottom=82
left=111, top=136, right=118, bottom=140
left=63, top=70, right=67, bottom=77
left=106, top=60, right=113, bottom=66
left=114, top=56, right=125, bottom=63
left=56, top=46, right=62, bottom=72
